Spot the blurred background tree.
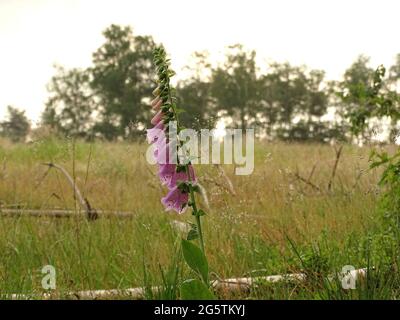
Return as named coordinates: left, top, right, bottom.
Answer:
left=177, top=51, right=215, bottom=130
left=42, top=66, right=94, bottom=139
left=338, top=55, right=400, bottom=142
left=25, top=23, right=400, bottom=144
left=337, top=55, right=376, bottom=141
left=210, top=44, right=261, bottom=128
left=0, top=106, right=30, bottom=142
left=388, top=53, right=400, bottom=86
left=41, top=24, right=156, bottom=140
left=90, top=24, right=156, bottom=140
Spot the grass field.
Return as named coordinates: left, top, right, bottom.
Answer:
left=0, top=136, right=399, bottom=299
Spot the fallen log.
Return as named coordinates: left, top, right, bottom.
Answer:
left=0, top=209, right=135, bottom=218
left=5, top=268, right=368, bottom=300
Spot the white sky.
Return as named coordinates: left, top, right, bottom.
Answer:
left=1, top=0, right=400, bottom=124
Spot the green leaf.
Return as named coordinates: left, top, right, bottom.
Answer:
left=180, top=279, right=215, bottom=300
left=181, top=239, right=208, bottom=283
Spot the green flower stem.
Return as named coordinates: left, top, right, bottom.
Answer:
left=167, top=75, right=205, bottom=254
left=186, top=166, right=205, bottom=254
left=195, top=212, right=205, bottom=254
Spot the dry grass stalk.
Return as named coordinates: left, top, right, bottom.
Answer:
left=215, top=164, right=236, bottom=195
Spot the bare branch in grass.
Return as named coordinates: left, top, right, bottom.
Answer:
left=42, top=162, right=98, bottom=220
left=327, top=145, right=343, bottom=191
left=307, top=162, right=318, bottom=182
left=292, top=170, right=321, bottom=192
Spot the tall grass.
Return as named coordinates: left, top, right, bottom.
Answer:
left=1, top=136, right=398, bottom=299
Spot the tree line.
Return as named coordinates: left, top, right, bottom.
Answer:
left=1, top=24, right=400, bottom=143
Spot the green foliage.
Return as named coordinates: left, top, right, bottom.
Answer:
left=177, top=52, right=215, bottom=130
left=37, top=24, right=400, bottom=143
left=91, top=25, right=156, bottom=139
left=42, top=24, right=156, bottom=140
left=262, top=63, right=332, bottom=141
left=344, top=63, right=400, bottom=236
left=301, top=247, right=330, bottom=275
left=143, top=244, right=182, bottom=300
left=2, top=139, right=400, bottom=299
left=0, top=106, right=30, bottom=142
left=339, top=57, right=400, bottom=140
left=389, top=53, right=400, bottom=84
left=180, top=279, right=215, bottom=300
left=43, top=66, right=94, bottom=139
left=370, top=149, right=400, bottom=231
left=348, top=68, right=399, bottom=134
left=210, top=44, right=260, bottom=128
left=181, top=239, right=209, bottom=284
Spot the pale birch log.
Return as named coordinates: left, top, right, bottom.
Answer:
left=6, top=268, right=368, bottom=300
left=0, top=209, right=135, bottom=218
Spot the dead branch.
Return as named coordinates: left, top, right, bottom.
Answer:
left=42, top=163, right=98, bottom=220
left=307, top=162, right=318, bottom=182
left=292, top=171, right=321, bottom=192
left=327, top=145, right=343, bottom=191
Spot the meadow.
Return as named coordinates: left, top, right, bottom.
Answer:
left=0, top=136, right=398, bottom=299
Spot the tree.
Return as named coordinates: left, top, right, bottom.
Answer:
left=210, top=44, right=261, bottom=128
left=1, top=106, right=30, bottom=142
left=343, top=55, right=374, bottom=90
left=345, top=66, right=400, bottom=230
left=41, top=24, right=157, bottom=140
left=293, top=69, right=332, bottom=141
left=177, top=52, right=215, bottom=130
left=339, top=55, right=390, bottom=141
left=389, top=53, right=400, bottom=88
left=42, top=66, right=95, bottom=138
left=90, top=24, right=156, bottom=139
left=342, top=65, right=400, bottom=141
left=260, top=63, right=331, bottom=141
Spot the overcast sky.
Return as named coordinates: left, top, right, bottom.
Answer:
left=1, top=0, right=400, bottom=124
